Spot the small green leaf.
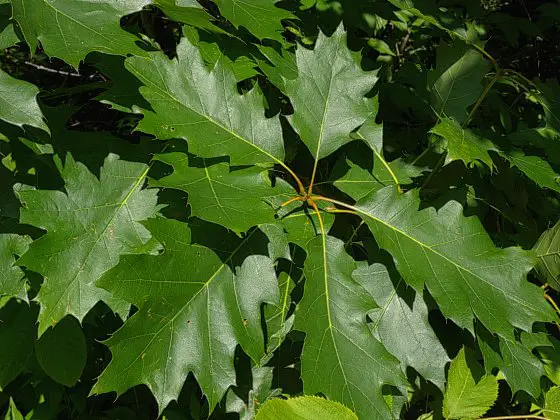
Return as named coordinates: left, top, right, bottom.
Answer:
left=533, top=220, right=560, bottom=290
left=155, top=0, right=222, bottom=33
left=255, top=396, right=358, bottom=420
left=0, top=4, right=19, bottom=49
left=3, top=398, right=24, bottom=420
left=213, top=0, right=294, bottom=42
left=35, top=316, right=87, bottom=387
left=500, top=149, right=560, bottom=194
left=443, top=348, right=498, bottom=419
left=368, top=38, right=395, bottom=56
left=545, top=386, right=560, bottom=420
left=0, top=69, right=49, bottom=133
left=0, top=234, right=31, bottom=300
left=430, top=118, right=496, bottom=168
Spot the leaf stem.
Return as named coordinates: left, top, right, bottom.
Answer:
left=325, top=207, right=358, bottom=215
left=308, top=199, right=326, bottom=237
left=420, top=154, right=445, bottom=190
left=279, top=162, right=306, bottom=195
left=463, top=71, right=501, bottom=128
left=280, top=196, right=305, bottom=207
left=308, top=160, right=320, bottom=196
left=412, top=145, right=433, bottom=165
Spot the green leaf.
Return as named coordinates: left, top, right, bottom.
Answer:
left=213, top=0, right=294, bottom=42
left=428, top=42, right=490, bottom=123
left=0, top=234, right=31, bottom=300
left=0, top=3, right=19, bottom=49
left=296, top=235, right=405, bottom=419
left=430, top=118, right=496, bottom=168
left=353, top=262, right=450, bottom=389
left=500, top=150, right=560, bottom=194
left=0, top=299, right=38, bottom=389
left=281, top=208, right=335, bottom=250
left=355, top=187, right=553, bottom=338
left=35, top=316, right=87, bottom=386
left=11, top=0, right=150, bottom=68
left=255, top=396, right=358, bottom=420
left=16, top=154, right=159, bottom=334
left=0, top=69, right=49, bottom=133
left=125, top=37, right=285, bottom=166
left=93, top=218, right=279, bottom=413
left=368, top=38, right=395, bottom=56
left=3, top=398, right=24, bottom=420
left=155, top=0, right=222, bottom=33
left=182, top=27, right=259, bottom=82
left=151, top=152, right=290, bottom=233
left=545, top=386, right=560, bottom=420
left=535, top=79, right=560, bottom=134
left=285, top=25, right=378, bottom=163
left=443, top=348, right=498, bottom=419
left=478, top=326, right=545, bottom=397
left=334, top=157, right=423, bottom=201
left=533, top=220, right=560, bottom=290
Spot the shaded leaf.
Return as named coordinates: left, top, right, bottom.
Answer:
left=533, top=220, right=560, bottom=290
left=213, top=0, right=294, bottom=42
left=0, top=299, right=38, bottom=389
left=0, top=69, right=49, bottom=133
left=500, top=150, right=560, bottom=194
left=353, top=262, right=449, bottom=389
left=35, top=316, right=87, bottom=386
left=428, top=42, right=490, bottom=123
left=478, top=326, right=545, bottom=398
left=0, top=234, right=31, bottom=300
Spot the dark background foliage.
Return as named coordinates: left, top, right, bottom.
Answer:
left=0, top=0, right=559, bottom=418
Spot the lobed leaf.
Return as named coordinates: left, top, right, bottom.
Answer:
left=93, top=218, right=279, bottom=413
left=296, top=235, right=405, bottom=419
left=16, top=154, right=159, bottom=334
left=355, top=186, right=553, bottom=338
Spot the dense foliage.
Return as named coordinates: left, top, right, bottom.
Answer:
left=0, top=0, right=559, bottom=419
